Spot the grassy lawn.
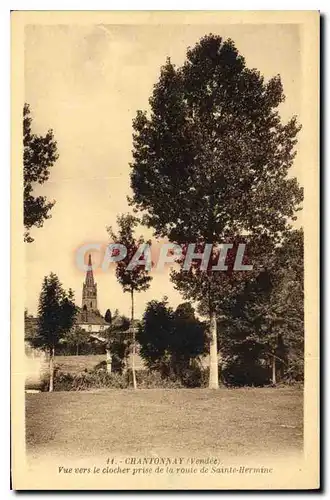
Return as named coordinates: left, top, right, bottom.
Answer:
left=55, top=355, right=105, bottom=374
left=26, top=388, right=303, bottom=458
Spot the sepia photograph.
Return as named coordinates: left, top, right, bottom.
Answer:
left=11, top=10, right=319, bottom=490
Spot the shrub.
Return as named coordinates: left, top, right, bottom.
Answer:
left=135, top=370, right=183, bottom=389
left=283, top=356, right=304, bottom=384
left=93, top=360, right=107, bottom=371
left=53, top=370, right=129, bottom=391
left=52, top=369, right=186, bottom=391
left=221, top=360, right=270, bottom=387
left=176, top=362, right=204, bottom=388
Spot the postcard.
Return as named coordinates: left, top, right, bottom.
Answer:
left=11, top=10, right=319, bottom=490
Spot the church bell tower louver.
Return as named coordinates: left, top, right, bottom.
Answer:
left=82, top=254, right=98, bottom=312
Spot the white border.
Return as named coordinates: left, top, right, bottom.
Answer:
left=3, top=2, right=327, bottom=498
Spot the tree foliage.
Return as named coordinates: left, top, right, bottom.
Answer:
left=130, top=35, right=302, bottom=242
left=24, top=103, right=59, bottom=242
left=32, top=273, right=77, bottom=391
left=137, top=298, right=174, bottom=371
left=220, top=229, right=304, bottom=385
left=129, top=34, right=303, bottom=388
left=105, top=312, right=131, bottom=373
left=33, top=273, right=77, bottom=351
left=172, top=302, right=207, bottom=363
left=107, top=214, right=152, bottom=294
left=137, top=298, right=207, bottom=384
left=104, top=308, right=112, bottom=324
left=62, top=326, right=91, bottom=356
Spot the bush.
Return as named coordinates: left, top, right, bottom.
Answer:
left=175, top=361, right=205, bottom=388
left=221, top=360, right=270, bottom=387
left=135, top=370, right=183, bottom=389
left=53, top=369, right=184, bottom=391
left=93, top=357, right=125, bottom=374
left=53, top=370, right=129, bottom=391
left=283, top=356, right=304, bottom=384
left=93, top=360, right=107, bottom=371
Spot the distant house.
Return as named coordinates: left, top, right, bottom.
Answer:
left=76, top=308, right=108, bottom=334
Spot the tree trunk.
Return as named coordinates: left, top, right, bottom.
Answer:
left=272, top=353, right=276, bottom=385
left=106, top=348, right=112, bottom=374
left=131, top=290, right=137, bottom=389
left=209, top=310, right=219, bottom=389
left=49, top=346, right=55, bottom=392
left=76, top=344, right=79, bottom=356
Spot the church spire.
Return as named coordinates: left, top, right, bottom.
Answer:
left=85, top=254, right=95, bottom=287
left=82, top=254, right=98, bottom=312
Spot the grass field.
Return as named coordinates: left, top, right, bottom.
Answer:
left=26, top=388, right=303, bottom=459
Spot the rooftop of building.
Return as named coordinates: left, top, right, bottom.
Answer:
left=76, top=308, right=109, bottom=325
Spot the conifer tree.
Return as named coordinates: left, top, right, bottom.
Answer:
left=32, top=273, right=77, bottom=391
left=105, top=309, right=112, bottom=325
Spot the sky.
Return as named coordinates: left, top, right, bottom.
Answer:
left=25, top=22, right=302, bottom=318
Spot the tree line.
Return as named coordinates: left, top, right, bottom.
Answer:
left=28, top=221, right=303, bottom=390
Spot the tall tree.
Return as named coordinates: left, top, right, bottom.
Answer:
left=129, top=35, right=303, bottom=388
left=24, top=103, right=59, bottom=242
left=32, top=273, right=77, bottom=391
left=107, top=214, right=152, bottom=388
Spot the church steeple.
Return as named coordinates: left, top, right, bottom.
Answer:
left=85, top=254, right=95, bottom=287
left=82, top=254, right=98, bottom=312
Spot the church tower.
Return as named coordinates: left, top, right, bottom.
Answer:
left=82, top=254, right=98, bottom=312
